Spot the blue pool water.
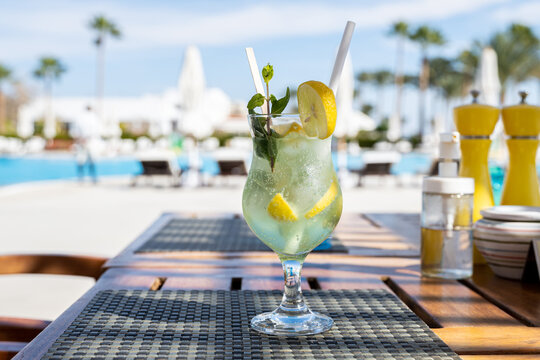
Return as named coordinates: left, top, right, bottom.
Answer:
left=1, top=153, right=433, bottom=187
left=0, top=155, right=225, bottom=186
left=0, top=153, right=508, bottom=203
left=0, top=156, right=141, bottom=186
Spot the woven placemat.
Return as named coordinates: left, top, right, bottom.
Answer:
left=43, top=289, right=459, bottom=359
left=135, top=218, right=348, bottom=253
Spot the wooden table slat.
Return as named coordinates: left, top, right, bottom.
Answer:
left=461, top=356, right=540, bottom=360
left=433, top=327, right=540, bottom=355
left=386, top=275, right=524, bottom=328
left=464, top=265, right=540, bottom=327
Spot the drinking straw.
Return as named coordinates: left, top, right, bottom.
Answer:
left=329, top=21, right=356, bottom=94
left=245, top=47, right=267, bottom=114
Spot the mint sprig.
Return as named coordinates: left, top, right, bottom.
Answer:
left=247, top=63, right=290, bottom=171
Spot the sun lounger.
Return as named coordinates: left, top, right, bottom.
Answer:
left=354, top=150, right=401, bottom=186
left=210, top=148, right=248, bottom=186
left=217, top=159, right=247, bottom=176
left=132, top=151, right=181, bottom=187
left=0, top=254, right=106, bottom=359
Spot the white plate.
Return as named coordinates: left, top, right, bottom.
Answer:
left=481, top=206, right=540, bottom=222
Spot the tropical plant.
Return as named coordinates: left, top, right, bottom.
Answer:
left=428, top=58, right=456, bottom=89
left=0, top=64, right=12, bottom=134
left=355, top=71, right=374, bottom=107
left=371, top=70, right=393, bottom=121
left=361, top=103, right=374, bottom=116
left=429, top=57, right=463, bottom=131
left=456, top=48, right=480, bottom=97
left=89, top=15, right=121, bottom=119
left=33, top=57, right=66, bottom=138
left=388, top=21, right=409, bottom=128
left=403, top=74, right=419, bottom=88
left=486, top=23, right=540, bottom=103
left=33, top=57, right=66, bottom=88
left=409, top=25, right=446, bottom=138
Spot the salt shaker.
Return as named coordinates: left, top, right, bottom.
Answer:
left=422, top=133, right=474, bottom=279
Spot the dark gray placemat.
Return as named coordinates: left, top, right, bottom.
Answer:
left=42, top=289, right=460, bottom=359
left=135, top=218, right=348, bottom=253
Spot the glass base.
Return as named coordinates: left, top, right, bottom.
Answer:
left=251, top=309, right=333, bottom=336
left=422, top=268, right=472, bottom=279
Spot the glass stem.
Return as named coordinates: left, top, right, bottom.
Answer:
left=278, top=256, right=310, bottom=316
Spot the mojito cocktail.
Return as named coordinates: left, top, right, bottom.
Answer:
left=243, top=74, right=342, bottom=336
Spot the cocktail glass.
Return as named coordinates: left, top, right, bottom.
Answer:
left=242, top=113, right=343, bottom=336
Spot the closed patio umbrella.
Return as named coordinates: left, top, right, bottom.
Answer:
left=475, top=47, right=501, bottom=106
left=334, top=53, right=375, bottom=138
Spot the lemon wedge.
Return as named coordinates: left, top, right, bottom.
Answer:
left=274, top=121, right=304, bottom=136
left=268, top=193, right=298, bottom=221
left=297, top=81, right=337, bottom=139
left=305, top=181, right=339, bottom=219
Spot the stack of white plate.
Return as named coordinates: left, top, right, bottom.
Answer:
left=474, top=206, right=540, bottom=280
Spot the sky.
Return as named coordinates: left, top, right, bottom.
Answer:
left=1, top=0, right=539, bottom=134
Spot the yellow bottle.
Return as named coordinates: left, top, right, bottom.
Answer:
left=500, top=92, right=540, bottom=206
left=454, top=91, right=500, bottom=264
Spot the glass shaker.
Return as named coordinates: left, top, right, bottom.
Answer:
left=421, top=133, right=474, bottom=279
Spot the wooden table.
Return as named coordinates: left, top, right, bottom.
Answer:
left=13, top=213, right=540, bottom=360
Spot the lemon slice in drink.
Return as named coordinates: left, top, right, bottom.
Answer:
left=305, top=181, right=338, bottom=219
left=297, top=81, right=337, bottom=139
left=268, top=193, right=298, bottom=221
left=274, top=121, right=304, bottom=136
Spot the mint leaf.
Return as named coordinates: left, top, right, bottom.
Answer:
left=247, top=93, right=264, bottom=110
left=254, top=137, right=270, bottom=160
left=246, top=62, right=282, bottom=171
left=267, top=136, right=278, bottom=170
left=262, top=64, right=273, bottom=83
left=270, top=87, right=290, bottom=114
left=251, top=116, right=267, bottom=137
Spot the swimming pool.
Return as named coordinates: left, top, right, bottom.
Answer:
left=0, top=156, right=142, bottom=186
left=0, top=153, right=507, bottom=205
left=0, top=153, right=433, bottom=186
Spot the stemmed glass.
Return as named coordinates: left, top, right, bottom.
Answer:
left=242, top=113, right=342, bottom=336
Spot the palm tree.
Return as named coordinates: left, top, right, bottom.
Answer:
left=403, top=74, right=419, bottom=88
left=33, top=57, right=66, bottom=139
left=428, top=58, right=456, bottom=89
left=371, top=70, right=393, bottom=121
left=429, top=57, right=462, bottom=132
left=409, top=25, right=445, bottom=138
left=355, top=71, right=373, bottom=108
left=0, top=64, right=12, bottom=134
left=456, top=48, right=480, bottom=97
left=487, top=24, right=539, bottom=103
left=89, top=15, right=121, bottom=122
left=388, top=21, right=409, bottom=128
left=534, top=65, right=540, bottom=104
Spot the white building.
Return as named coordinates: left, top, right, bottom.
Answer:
left=17, top=46, right=235, bottom=139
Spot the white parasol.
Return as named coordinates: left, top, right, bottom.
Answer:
left=177, top=46, right=230, bottom=140
left=474, top=47, right=505, bottom=165
left=475, top=47, right=501, bottom=106
left=334, top=53, right=376, bottom=138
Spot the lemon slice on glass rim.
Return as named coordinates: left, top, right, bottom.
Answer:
left=297, top=81, right=337, bottom=139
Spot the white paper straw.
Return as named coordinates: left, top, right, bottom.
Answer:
left=329, top=21, right=356, bottom=94
left=245, top=47, right=267, bottom=113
